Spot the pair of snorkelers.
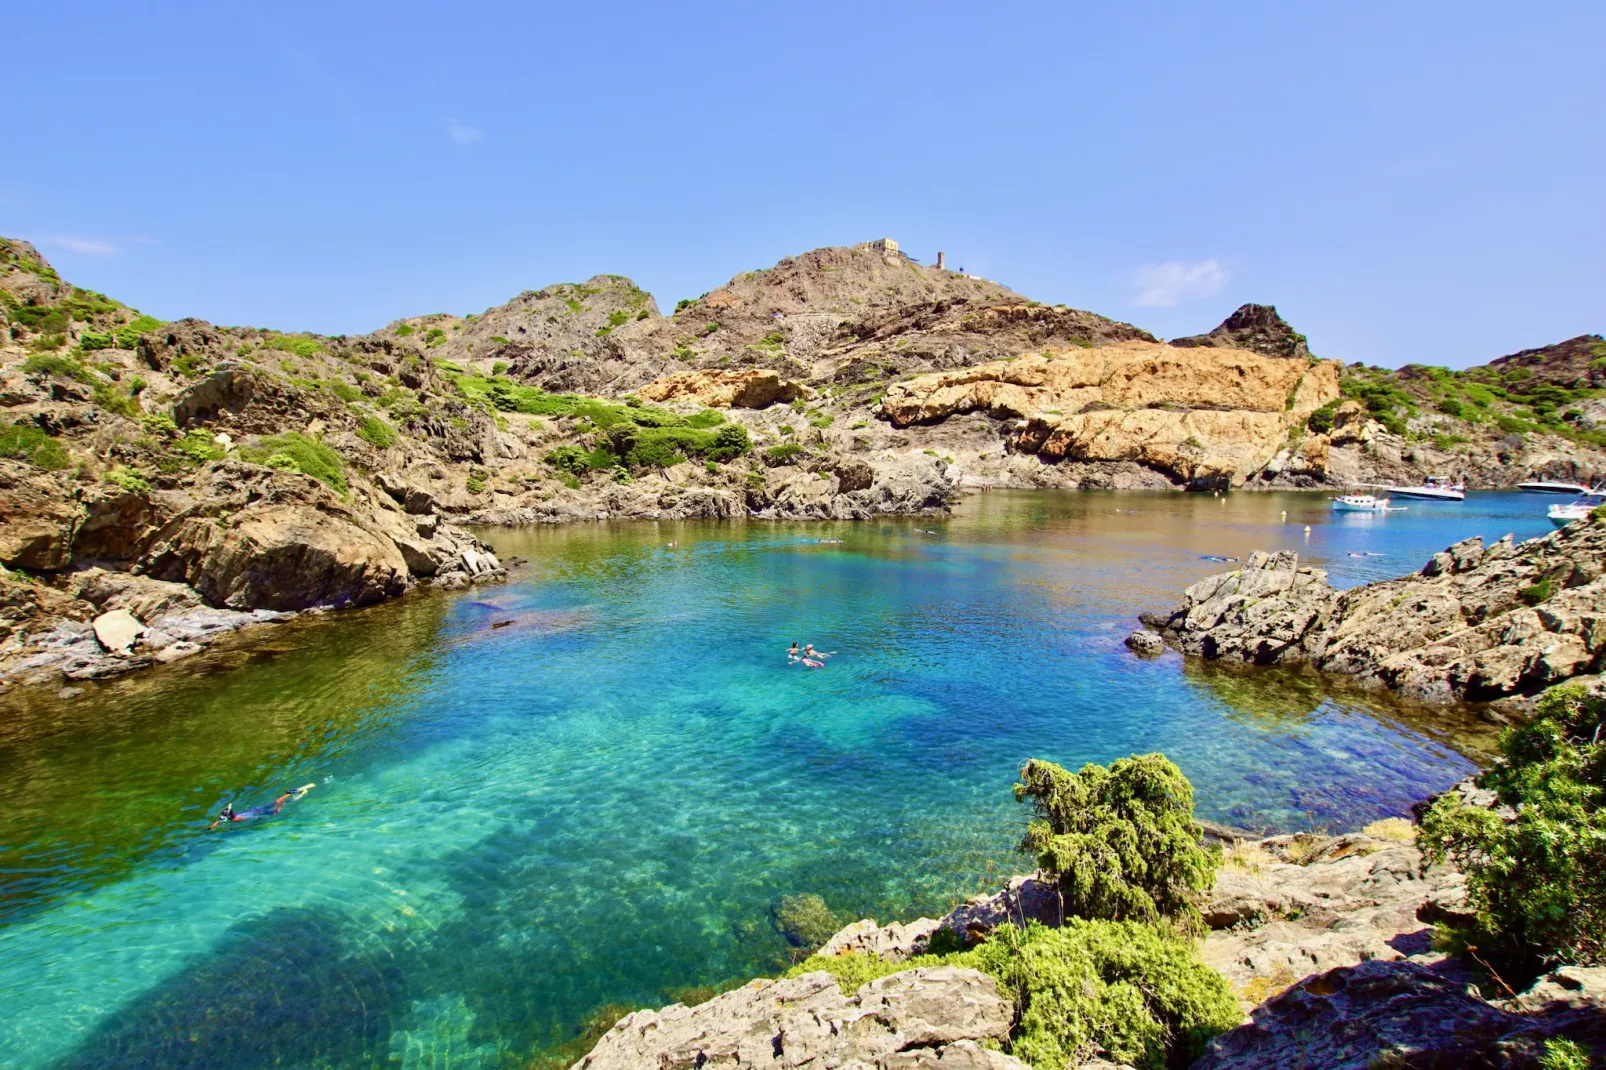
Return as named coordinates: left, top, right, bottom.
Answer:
left=786, top=641, right=834, bottom=668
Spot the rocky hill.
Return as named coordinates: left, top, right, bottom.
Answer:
left=2, top=234, right=1601, bottom=688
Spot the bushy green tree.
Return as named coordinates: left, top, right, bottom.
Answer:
left=1015, top=755, right=1218, bottom=932
left=1419, top=685, right=1604, bottom=967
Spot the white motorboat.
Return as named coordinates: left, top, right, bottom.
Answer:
left=1386, top=476, right=1466, bottom=502
left=1518, top=480, right=1591, bottom=495
left=1331, top=494, right=1392, bottom=512
left=1549, top=491, right=1605, bottom=529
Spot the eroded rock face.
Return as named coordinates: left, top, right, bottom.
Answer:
left=1141, top=520, right=1606, bottom=702
left=638, top=368, right=805, bottom=408
left=0, top=462, right=80, bottom=570
left=571, top=966, right=1021, bottom=1070
left=882, top=343, right=1339, bottom=488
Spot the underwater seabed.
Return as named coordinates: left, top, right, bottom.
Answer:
left=0, top=490, right=1558, bottom=1069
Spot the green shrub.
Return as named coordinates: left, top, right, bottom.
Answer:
left=356, top=415, right=397, bottom=449
left=424, top=327, right=446, bottom=347
left=21, top=352, right=93, bottom=381
left=263, top=334, right=325, bottom=359
left=1015, top=755, right=1219, bottom=932
left=703, top=321, right=720, bottom=335
left=466, top=469, right=488, bottom=493
left=1419, top=686, right=1606, bottom=969
left=325, top=380, right=362, bottom=403
left=395, top=324, right=415, bottom=337
left=789, top=920, right=1237, bottom=1070
left=545, top=446, right=589, bottom=477
left=104, top=467, right=151, bottom=495
left=1436, top=398, right=1464, bottom=417
left=1539, top=1038, right=1592, bottom=1070
left=1519, top=577, right=1553, bottom=605
left=171, top=352, right=207, bottom=377
left=766, top=442, right=806, bottom=464
left=491, top=360, right=509, bottom=375
left=92, top=382, right=141, bottom=417
left=141, top=412, right=178, bottom=436
left=177, top=430, right=226, bottom=463
left=674, top=298, right=695, bottom=313
left=606, top=310, right=630, bottom=327
left=0, top=424, right=70, bottom=470
left=238, top=432, right=347, bottom=493
left=685, top=409, right=726, bottom=428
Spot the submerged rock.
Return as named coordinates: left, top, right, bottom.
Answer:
left=1124, top=630, right=1166, bottom=657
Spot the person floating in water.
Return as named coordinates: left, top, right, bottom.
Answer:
left=209, top=784, right=315, bottom=830
left=804, top=644, right=835, bottom=660
left=788, top=641, right=801, bottom=659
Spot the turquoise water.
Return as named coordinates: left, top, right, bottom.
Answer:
left=0, top=490, right=1557, bottom=1068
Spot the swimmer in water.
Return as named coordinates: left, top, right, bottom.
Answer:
left=804, top=644, right=836, bottom=659
left=802, top=657, right=825, bottom=668
left=209, top=784, right=314, bottom=830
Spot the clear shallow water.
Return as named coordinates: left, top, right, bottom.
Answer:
left=0, top=490, right=1557, bottom=1069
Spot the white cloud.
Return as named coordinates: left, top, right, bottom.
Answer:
left=47, top=235, right=120, bottom=256
left=1131, top=259, right=1228, bottom=308
left=447, top=121, right=484, bottom=144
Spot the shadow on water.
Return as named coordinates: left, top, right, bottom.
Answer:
left=0, top=594, right=452, bottom=929
left=52, top=906, right=409, bottom=1070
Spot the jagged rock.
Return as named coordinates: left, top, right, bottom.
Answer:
left=1143, top=520, right=1606, bottom=702
left=1124, top=630, right=1165, bottom=656
left=137, top=318, right=227, bottom=373
left=818, top=917, right=944, bottom=963
left=1511, top=965, right=1606, bottom=1016
left=66, top=568, right=204, bottom=621
left=571, top=966, right=1016, bottom=1070
left=1168, top=303, right=1312, bottom=361
left=638, top=368, right=805, bottom=408
left=1194, top=959, right=1560, bottom=1069
left=91, top=608, right=147, bottom=653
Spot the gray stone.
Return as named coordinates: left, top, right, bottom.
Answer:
left=1124, top=630, right=1166, bottom=657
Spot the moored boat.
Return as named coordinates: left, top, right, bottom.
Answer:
left=1518, top=479, right=1591, bottom=495
left=1331, top=494, right=1391, bottom=512
left=1386, top=476, right=1466, bottom=501
left=1549, top=491, right=1605, bottom=528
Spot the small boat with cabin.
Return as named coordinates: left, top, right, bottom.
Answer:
left=1330, top=494, right=1392, bottom=512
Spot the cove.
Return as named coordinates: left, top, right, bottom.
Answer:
left=0, top=490, right=1555, bottom=1069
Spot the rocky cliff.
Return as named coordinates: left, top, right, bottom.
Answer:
left=1137, top=514, right=1606, bottom=705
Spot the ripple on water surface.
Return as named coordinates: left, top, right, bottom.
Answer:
left=0, top=491, right=1548, bottom=1069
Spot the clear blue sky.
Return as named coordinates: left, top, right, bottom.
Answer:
left=6, top=2, right=1601, bottom=367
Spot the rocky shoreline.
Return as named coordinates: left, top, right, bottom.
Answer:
left=570, top=821, right=1605, bottom=1069
left=1133, top=512, right=1606, bottom=708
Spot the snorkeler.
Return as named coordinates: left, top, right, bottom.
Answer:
left=788, top=641, right=801, bottom=659
left=804, top=644, right=835, bottom=659
left=209, top=784, right=315, bottom=830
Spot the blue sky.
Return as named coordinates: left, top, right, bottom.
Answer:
left=6, top=2, right=1601, bottom=367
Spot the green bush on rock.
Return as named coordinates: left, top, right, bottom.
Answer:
left=356, top=415, right=397, bottom=449
left=788, top=920, right=1238, bottom=1070
left=0, top=424, right=70, bottom=470
left=238, top=432, right=347, bottom=493
left=1015, top=755, right=1219, bottom=932
left=1419, top=685, right=1605, bottom=970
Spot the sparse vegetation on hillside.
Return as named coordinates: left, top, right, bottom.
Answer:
left=0, top=423, right=70, bottom=469
left=237, top=432, right=347, bottom=493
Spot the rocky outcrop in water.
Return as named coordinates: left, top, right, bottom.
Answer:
left=1138, top=516, right=1606, bottom=703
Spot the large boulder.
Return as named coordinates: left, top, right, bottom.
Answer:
left=637, top=369, right=805, bottom=409
left=140, top=495, right=410, bottom=611
left=572, top=966, right=1020, bottom=1070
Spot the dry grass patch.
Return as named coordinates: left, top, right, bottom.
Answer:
left=1363, top=817, right=1416, bottom=842
left=1221, top=843, right=1276, bottom=874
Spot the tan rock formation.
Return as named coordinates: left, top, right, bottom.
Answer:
left=0, top=463, right=81, bottom=570
left=882, top=343, right=1340, bottom=487
left=637, top=368, right=804, bottom=408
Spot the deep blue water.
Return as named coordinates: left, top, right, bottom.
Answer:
left=0, top=490, right=1558, bottom=1068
